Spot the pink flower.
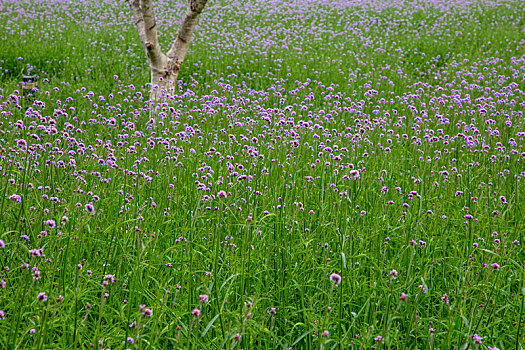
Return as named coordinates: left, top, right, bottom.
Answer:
left=37, top=292, right=47, bottom=302
left=330, top=273, right=341, bottom=285
left=473, top=334, right=482, bottom=344
left=192, top=308, right=201, bottom=317
left=399, top=293, right=408, bottom=303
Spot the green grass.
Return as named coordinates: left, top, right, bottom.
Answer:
left=0, top=0, right=525, bottom=348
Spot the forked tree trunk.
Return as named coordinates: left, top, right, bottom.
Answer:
left=130, top=0, right=208, bottom=101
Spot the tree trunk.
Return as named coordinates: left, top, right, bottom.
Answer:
left=130, top=0, right=207, bottom=102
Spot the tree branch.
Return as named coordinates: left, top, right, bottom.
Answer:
left=166, top=0, right=208, bottom=74
left=129, top=0, right=147, bottom=49
left=140, top=0, right=164, bottom=65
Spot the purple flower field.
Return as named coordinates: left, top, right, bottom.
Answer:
left=1, top=0, right=525, bottom=348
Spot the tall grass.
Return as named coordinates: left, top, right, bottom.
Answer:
left=0, top=0, right=525, bottom=348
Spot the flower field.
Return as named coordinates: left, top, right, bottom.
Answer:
left=1, top=0, right=525, bottom=348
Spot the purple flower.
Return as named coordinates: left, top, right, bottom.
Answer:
left=37, top=292, right=47, bottom=302
left=321, top=330, right=329, bottom=337
left=192, top=308, right=201, bottom=317
left=85, top=203, right=95, bottom=213
left=441, top=293, right=449, bottom=304
left=268, top=307, right=277, bottom=315
left=399, top=293, right=408, bottom=303
left=389, top=270, right=398, bottom=279
left=9, top=194, right=21, bottom=203
left=217, top=190, right=227, bottom=198
left=330, top=273, right=341, bottom=285
left=45, top=220, right=56, bottom=229
left=473, top=334, right=482, bottom=344
left=491, top=263, right=500, bottom=271
left=104, top=274, right=115, bottom=283
left=199, top=294, right=209, bottom=303
left=0, top=240, right=4, bottom=248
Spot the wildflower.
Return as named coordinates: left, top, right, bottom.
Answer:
left=490, top=263, right=500, bottom=271
left=127, top=337, right=134, bottom=344
left=389, top=270, right=398, bottom=279
left=330, top=273, right=341, bottom=285
left=441, top=294, right=449, bottom=304
left=104, top=274, right=115, bottom=283
left=217, top=190, right=227, bottom=198
left=488, top=347, right=500, bottom=350
left=268, top=307, right=277, bottom=315
left=143, top=308, right=153, bottom=317
left=9, top=194, right=21, bottom=203
left=429, top=327, right=435, bottom=334
left=37, top=292, right=47, bottom=302
left=0, top=310, right=4, bottom=320
left=0, top=240, right=4, bottom=248
left=85, top=203, right=95, bottom=213
left=473, top=334, right=482, bottom=344
left=199, top=294, right=209, bottom=303
left=321, top=330, right=329, bottom=337
left=399, top=293, right=408, bottom=303
left=234, top=333, right=241, bottom=341
left=374, top=335, right=384, bottom=343
left=192, top=308, right=201, bottom=317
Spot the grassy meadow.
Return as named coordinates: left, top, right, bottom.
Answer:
left=1, top=0, right=525, bottom=348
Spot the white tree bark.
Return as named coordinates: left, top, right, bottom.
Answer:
left=130, top=0, right=208, bottom=101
